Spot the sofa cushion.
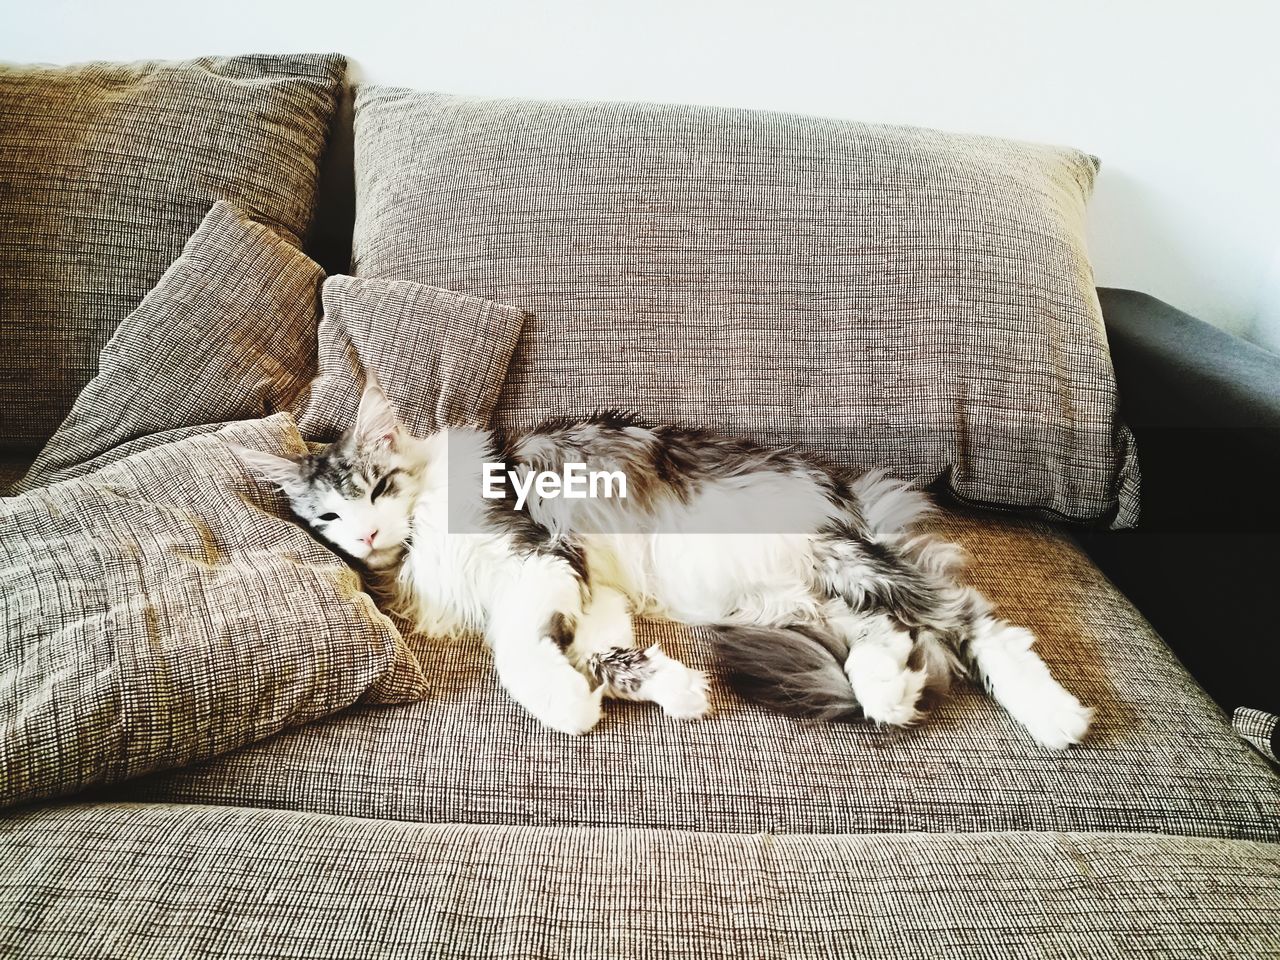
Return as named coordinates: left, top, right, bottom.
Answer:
left=295, top=274, right=527, bottom=441
left=352, top=89, right=1139, bottom=527
left=0, top=53, right=345, bottom=447
left=14, top=206, right=530, bottom=495
left=2, top=803, right=1278, bottom=959
left=13, top=201, right=324, bottom=493
left=1235, top=707, right=1280, bottom=764
left=111, top=508, right=1280, bottom=842
left=0, top=416, right=427, bottom=811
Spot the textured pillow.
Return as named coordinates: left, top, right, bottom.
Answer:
left=16, top=214, right=529, bottom=493
left=0, top=415, right=428, bottom=811
left=0, top=53, right=345, bottom=446
left=13, top=202, right=324, bottom=494
left=353, top=89, right=1139, bottom=527
left=296, top=274, right=527, bottom=440
left=1234, top=708, right=1280, bottom=765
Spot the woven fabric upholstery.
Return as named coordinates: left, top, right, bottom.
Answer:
left=13, top=202, right=324, bottom=493
left=296, top=274, right=528, bottom=440
left=113, top=508, right=1280, bottom=841
left=0, top=454, right=30, bottom=497
left=0, top=416, right=427, bottom=811
left=2, top=803, right=1279, bottom=959
left=1235, top=708, right=1280, bottom=764
left=0, top=54, right=345, bottom=446
left=14, top=210, right=529, bottom=492
left=352, top=89, right=1139, bottom=527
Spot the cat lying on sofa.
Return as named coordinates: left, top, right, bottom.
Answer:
left=235, top=380, right=1093, bottom=749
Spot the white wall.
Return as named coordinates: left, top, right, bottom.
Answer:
left=5, top=0, right=1279, bottom=348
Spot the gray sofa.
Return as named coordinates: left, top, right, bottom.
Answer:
left=1, top=55, right=1278, bottom=959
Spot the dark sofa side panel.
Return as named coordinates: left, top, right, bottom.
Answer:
left=1079, top=288, right=1280, bottom=714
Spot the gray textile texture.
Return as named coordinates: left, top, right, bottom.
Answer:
left=0, top=416, right=428, bottom=811
left=1235, top=707, right=1280, bottom=764
left=2, top=803, right=1279, bottom=960
left=296, top=274, right=528, bottom=441
left=0, top=54, right=345, bottom=446
left=114, top=509, right=1280, bottom=842
left=352, top=88, right=1139, bottom=528
left=13, top=202, right=324, bottom=494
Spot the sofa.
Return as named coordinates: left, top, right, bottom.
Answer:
left=1, top=54, right=1277, bottom=959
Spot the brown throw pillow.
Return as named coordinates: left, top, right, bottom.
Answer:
left=352, top=89, right=1139, bottom=527
left=0, top=53, right=345, bottom=447
left=0, top=415, right=428, bottom=811
left=13, top=202, right=324, bottom=494
left=296, top=274, right=527, bottom=440
left=16, top=205, right=532, bottom=492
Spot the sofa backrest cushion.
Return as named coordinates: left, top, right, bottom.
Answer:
left=0, top=53, right=346, bottom=448
left=352, top=89, right=1139, bottom=527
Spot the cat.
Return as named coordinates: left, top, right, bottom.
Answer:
left=234, top=381, right=1093, bottom=748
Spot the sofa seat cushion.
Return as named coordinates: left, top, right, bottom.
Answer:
left=110, top=509, right=1280, bottom=841
left=2, top=802, right=1279, bottom=959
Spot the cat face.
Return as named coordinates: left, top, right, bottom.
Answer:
left=284, top=439, right=416, bottom=569
left=234, top=383, right=418, bottom=570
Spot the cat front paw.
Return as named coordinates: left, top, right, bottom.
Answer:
left=497, top=638, right=604, bottom=736
left=1018, top=685, right=1093, bottom=749
left=534, top=679, right=606, bottom=736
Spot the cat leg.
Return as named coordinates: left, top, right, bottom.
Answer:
left=486, top=556, right=604, bottom=736
left=573, top=585, right=710, bottom=720
left=830, top=608, right=929, bottom=727
left=965, top=612, right=1092, bottom=749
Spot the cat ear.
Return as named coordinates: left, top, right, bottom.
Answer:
left=354, top=375, right=403, bottom=448
left=228, top=444, right=303, bottom=490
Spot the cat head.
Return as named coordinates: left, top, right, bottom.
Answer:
left=234, top=382, right=418, bottom=570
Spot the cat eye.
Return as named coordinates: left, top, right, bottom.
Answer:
left=370, top=471, right=398, bottom=502
left=318, top=512, right=339, bottom=522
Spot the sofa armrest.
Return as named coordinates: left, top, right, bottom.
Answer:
left=1077, top=288, right=1280, bottom=714
left=1098, top=287, right=1280, bottom=531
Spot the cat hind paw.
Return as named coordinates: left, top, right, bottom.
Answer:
left=641, top=649, right=712, bottom=720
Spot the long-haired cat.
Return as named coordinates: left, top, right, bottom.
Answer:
left=235, top=382, right=1092, bottom=748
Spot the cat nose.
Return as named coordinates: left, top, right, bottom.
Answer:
left=362, top=530, right=379, bottom=548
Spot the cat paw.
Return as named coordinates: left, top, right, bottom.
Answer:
left=845, top=643, right=927, bottom=727
left=498, top=638, right=604, bottom=736
left=1018, top=685, right=1093, bottom=749
left=642, top=652, right=711, bottom=720
left=528, top=675, right=605, bottom=736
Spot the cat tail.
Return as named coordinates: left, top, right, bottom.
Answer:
left=711, top=624, right=862, bottom=721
